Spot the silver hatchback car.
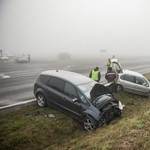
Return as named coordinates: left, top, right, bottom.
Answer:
left=111, top=59, right=150, bottom=97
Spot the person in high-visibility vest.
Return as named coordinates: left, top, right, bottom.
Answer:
left=107, top=59, right=115, bottom=71
left=89, top=67, right=101, bottom=82
left=28, top=54, right=30, bottom=62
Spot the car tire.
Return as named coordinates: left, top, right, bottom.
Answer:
left=36, top=93, right=47, bottom=107
left=147, top=92, right=150, bottom=98
left=82, top=116, right=97, bottom=131
left=116, top=84, right=123, bottom=93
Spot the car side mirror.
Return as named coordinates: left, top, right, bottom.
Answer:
left=73, top=98, right=78, bottom=102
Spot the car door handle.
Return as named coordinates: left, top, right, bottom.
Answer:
left=62, top=97, right=66, bottom=101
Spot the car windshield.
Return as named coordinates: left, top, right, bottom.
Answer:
left=77, top=81, right=96, bottom=99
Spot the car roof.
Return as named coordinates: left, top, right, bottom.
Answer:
left=111, top=59, right=119, bottom=63
left=122, top=69, right=144, bottom=77
left=41, top=70, right=95, bottom=85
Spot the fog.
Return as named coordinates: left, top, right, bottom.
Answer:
left=0, top=0, right=150, bottom=59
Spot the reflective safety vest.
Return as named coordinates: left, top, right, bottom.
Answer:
left=91, top=70, right=99, bottom=81
left=113, top=63, right=115, bottom=68
left=107, top=62, right=115, bottom=68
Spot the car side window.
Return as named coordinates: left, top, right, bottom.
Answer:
left=124, top=75, right=134, bottom=83
left=40, top=75, right=50, bottom=85
left=64, top=83, right=78, bottom=98
left=77, top=91, right=87, bottom=104
left=120, top=75, right=124, bottom=80
left=135, top=76, right=148, bottom=86
left=47, top=77, right=65, bottom=92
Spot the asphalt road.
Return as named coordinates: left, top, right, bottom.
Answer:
left=0, top=57, right=150, bottom=107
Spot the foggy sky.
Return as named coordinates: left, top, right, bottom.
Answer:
left=0, top=0, right=150, bottom=59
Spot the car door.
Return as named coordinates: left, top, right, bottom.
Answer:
left=61, top=82, right=81, bottom=120
left=120, top=74, right=135, bottom=93
left=134, top=76, right=150, bottom=96
left=46, top=77, right=65, bottom=110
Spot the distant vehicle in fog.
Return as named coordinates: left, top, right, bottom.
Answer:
left=5, top=52, right=13, bottom=57
left=15, top=55, right=28, bottom=63
left=1, top=55, right=9, bottom=61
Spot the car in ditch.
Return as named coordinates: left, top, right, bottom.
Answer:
left=111, top=59, right=150, bottom=97
left=34, top=70, right=124, bottom=131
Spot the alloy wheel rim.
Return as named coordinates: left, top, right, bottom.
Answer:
left=117, top=85, right=121, bottom=91
left=84, top=118, right=94, bottom=131
left=37, top=95, right=44, bottom=106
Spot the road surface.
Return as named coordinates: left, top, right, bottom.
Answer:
left=0, top=57, right=150, bottom=107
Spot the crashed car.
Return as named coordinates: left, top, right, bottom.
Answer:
left=34, top=70, right=123, bottom=131
left=111, top=59, right=150, bottom=97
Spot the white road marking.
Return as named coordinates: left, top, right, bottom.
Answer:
left=62, top=66, right=70, bottom=70
left=2, top=76, right=10, bottom=78
left=0, top=99, right=36, bottom=110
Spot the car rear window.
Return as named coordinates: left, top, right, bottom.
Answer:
left=47, top=77, right=65, bottom=92
left=40, top=75, right=50, bottom=85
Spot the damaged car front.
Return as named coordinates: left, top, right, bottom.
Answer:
left=90, top=84, right=123, bottom=126
left=78, top=82, right=124, bottom=131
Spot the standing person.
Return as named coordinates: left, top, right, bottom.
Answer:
left=105, top=67, right=116, bottom=83
left=106, top=58, right=115, bottom=71
left=89, top=67, right=101, bottom=83
left=114, top=69, right=119, bottom=84
left=28, top=54, right=30, bottom=62
left=105, top=67, right=116, bottom=93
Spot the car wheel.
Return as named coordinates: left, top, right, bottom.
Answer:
left=116, top=84, right=123, bottom=93
left=82, top=116, right=97, bottom=131
left=36, top=93, right=47, bottom=107
left=147, top=92, right=150, bottom=98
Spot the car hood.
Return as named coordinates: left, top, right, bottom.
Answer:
left=90, top=84, right=113, bottom=102
left=90, top=83, right=123, bottom=110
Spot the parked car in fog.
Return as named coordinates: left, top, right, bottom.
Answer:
left=5, top=52, right=13, bottom=57
left=15, top=55, right=28, bottom=63
left=34, top=70, right=123, bottom=131
left=0, top=56, right=9, bottom=61
left=111, top=59, right=150, bottom=97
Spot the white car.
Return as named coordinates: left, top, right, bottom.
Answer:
left=1, top=56, right=9, bottom=61
left=15, top=56, right=28, bottom=63
left=111, top=59, right=150, bottom=97
left=5, top=52, right=13, bottom=57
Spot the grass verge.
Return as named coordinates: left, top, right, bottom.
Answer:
left=1, top=74, right=150, bottom=150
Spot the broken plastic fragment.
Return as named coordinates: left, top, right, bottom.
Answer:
left=48, top=114, right=55, bottom=117
left=118, top=101, right=124, bottom=110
